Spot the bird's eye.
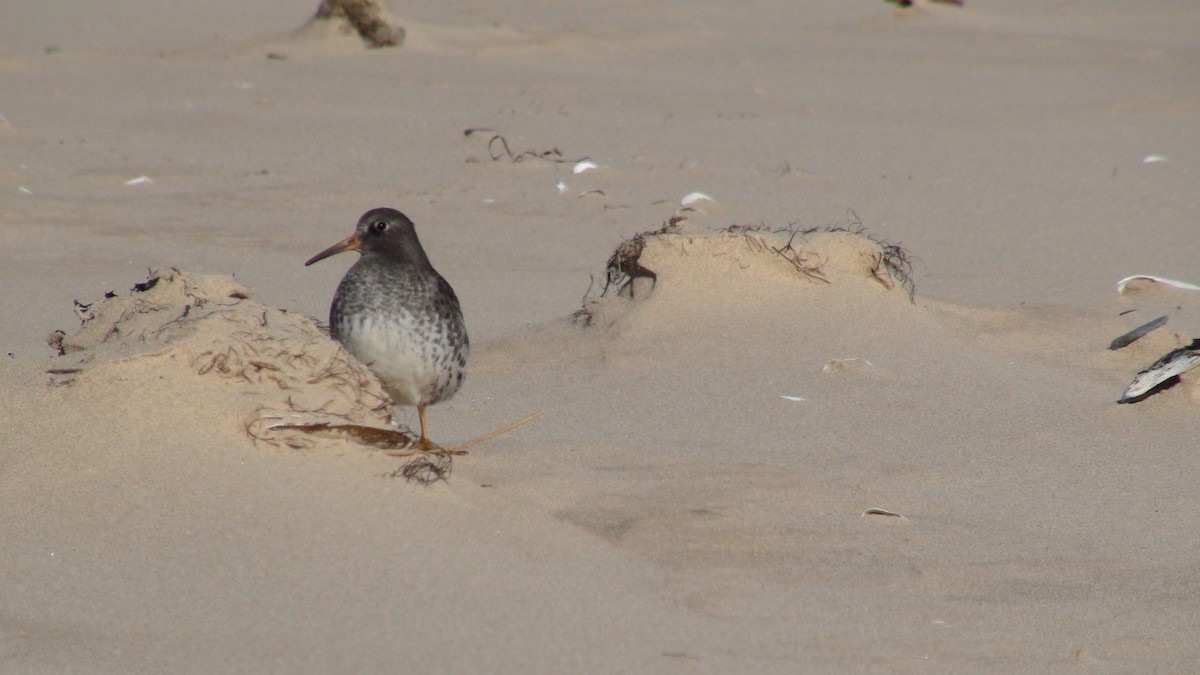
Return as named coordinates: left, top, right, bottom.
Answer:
left=371, top=221, right=388, bottom=234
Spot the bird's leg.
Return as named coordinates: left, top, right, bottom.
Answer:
left=416, top=405, right=432, bottom=449
left=414, top=405, right=466, bottom=456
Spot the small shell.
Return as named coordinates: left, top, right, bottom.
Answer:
left=822, top=358, right=873, bottom=373
left=1116, top=275, right=1200, bottom=294
left=680, top=192, right=714, bottom=206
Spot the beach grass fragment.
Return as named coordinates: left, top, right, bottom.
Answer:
left=862, top=508, right=908, bottom=520
left=1108, top=316, right=1167, bottom=350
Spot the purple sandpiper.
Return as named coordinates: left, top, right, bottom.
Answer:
left=306, top=207, right=469, bottom=453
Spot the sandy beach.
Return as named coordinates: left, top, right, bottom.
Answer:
left=3, top=1, right=1199, bottom=671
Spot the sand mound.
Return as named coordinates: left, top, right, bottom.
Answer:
left=307, top=0, right=404, bottom=48
left=47, top=268, right=401, bottom=451
left=477, top=219, right=923, bottom=386
left=289, top=3, right=403, bottom=50
left=575, top=220, right=914, bottom=332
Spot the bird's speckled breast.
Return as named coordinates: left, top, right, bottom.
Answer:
left=330, top=256, right=468, bottom=407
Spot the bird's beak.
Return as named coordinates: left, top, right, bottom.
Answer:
left=304, top=232, right=362, bottom=266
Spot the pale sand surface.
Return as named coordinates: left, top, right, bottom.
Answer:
left=3, top=1, right=1200, bottom=671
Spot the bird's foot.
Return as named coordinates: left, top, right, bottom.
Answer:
left=385, top=437, right=466, bottom=458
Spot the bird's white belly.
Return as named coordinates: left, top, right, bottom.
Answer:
left=340, top=313, right=439, bottom=406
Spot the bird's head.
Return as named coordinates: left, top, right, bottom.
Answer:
left=305, top=207, right=426, bottom=267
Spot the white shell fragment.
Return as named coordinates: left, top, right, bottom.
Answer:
left=680, top=192, right=714, bottom=207
left=1116, top=275, right=1200, bottom=294
left=555, top=178, right=568, bottom=194
left=18, top=186, right=33, bottom=195
left=822, top=358, right=873, bottom=373
left=123, top=175, right=153, bottom=186
left=1118, top=340, right=1200, bottom=403
left=572, top=160, right=597, bottom=174
left=778, top=395, right=806, bottom=402
left=1142, top=155, right=1168, bottom=163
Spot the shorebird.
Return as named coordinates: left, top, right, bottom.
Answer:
left=305, top=207, right=469, bottom=454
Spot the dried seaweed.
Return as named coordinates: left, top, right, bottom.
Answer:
left=276, top=421, right=419, bottom=449
left=463, top=128, right=589, bottom=165
left=712, top=217, right=912, bottom=294
left=806, top=214, right=916, bottom=299
left=131, top=270, right=160, bottom=293
left=392, top=454, right=452, bottom=484
left=769, top=230, right=829, bottom=284
left=601, top=216, right=686, bottom=297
